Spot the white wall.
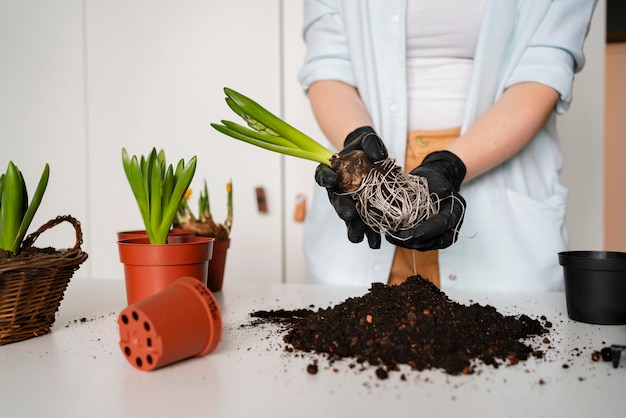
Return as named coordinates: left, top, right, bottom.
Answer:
left=0, top=0, right=608, bottom=283
left=0, top=0, right=87, bottom=255
left=85, top=0, right=286, bottom=285
left=1, top=0, right=286, bottom=284
left=558, top=0, right=606, bottom=251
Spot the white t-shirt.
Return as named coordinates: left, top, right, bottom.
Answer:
left=406, top=0, right=485, bottom=131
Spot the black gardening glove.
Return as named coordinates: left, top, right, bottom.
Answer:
left=315, top=126, right=387, bottom=249
left=385, top=150, right=467, bottom=250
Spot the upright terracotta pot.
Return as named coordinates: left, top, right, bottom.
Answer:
left=118, top=277, right=222, bottom=371
left=207, top=239, right=230, bottom=292
left=118, top=236, right=214, bottom=305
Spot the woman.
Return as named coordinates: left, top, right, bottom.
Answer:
left=298, top=0, right=598, bottom=291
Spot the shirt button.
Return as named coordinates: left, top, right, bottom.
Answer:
left=448, top=274, right=457, bottom=281
left=389, top=14, right=399, bottom=23
left=373, top=264, right=382, bottom=273
left=390, top=103, right=399, bottom=112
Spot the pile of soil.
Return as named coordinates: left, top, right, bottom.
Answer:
left=251, top=276, right=551, bottom=377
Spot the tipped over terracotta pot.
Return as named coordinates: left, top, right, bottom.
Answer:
left=118, top=277, right=222, bottom=371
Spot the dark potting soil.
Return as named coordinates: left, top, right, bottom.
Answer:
left=0, top=246, right=58, bottom=262
left=250, top=276, right=550, bottom=377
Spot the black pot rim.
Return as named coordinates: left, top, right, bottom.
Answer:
left=558, top=250, right=626, bottom=271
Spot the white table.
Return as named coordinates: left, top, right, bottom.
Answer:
left=1, top=279, right=625, bottom=418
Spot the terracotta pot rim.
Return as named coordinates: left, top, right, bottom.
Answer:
left=117, top=228, right=195, bottom=234
left=194, top=236, right=230, bottom=242
left=118, top=236, right=214, bottom=246
left=117, top=228, right=197, bottom=239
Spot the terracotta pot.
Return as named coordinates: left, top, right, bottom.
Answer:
left=118, top=277, right=223, bottom=371
left=207, top=239, right=230, bottom=292
left=118, top=236, right=214, bottom=305
left=116, top=228, right=196, bottom=243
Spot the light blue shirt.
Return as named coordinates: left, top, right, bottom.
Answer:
left=299, top=0, right=598, bottom=291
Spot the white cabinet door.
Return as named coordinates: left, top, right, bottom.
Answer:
left=0, top=0, right=89, bottom=276
left=86, top=0, right=284, bottom=283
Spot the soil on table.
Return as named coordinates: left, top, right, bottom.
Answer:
left=250, top=276, right=551, bottom=377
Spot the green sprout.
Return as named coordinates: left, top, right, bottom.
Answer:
left=0, top=161, right=50, bottom=254
left=211, top=87, right=335, bottom=165
left=176, top=179, right=232, bottom=241
left=122, top=148, right=197, bottom=244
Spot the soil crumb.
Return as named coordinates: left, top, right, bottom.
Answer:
left=250, top=276, right=549, bottom=377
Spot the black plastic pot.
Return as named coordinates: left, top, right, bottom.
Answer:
left=558, top=251, right=626, bottom=325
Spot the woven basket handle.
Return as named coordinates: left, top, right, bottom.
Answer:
left=20, top=215, right=84, bottom=251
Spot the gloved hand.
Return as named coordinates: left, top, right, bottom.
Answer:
left=385, top=150, right=467, bottom=250
left=315, top=126, right=387, bottom=249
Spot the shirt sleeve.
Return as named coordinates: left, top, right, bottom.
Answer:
left=298, top=0, right=356, bottom=93
left=504, top=0, right=597, bottom=113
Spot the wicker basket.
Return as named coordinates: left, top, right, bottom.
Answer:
left=0, top=215, right=88, bottom=345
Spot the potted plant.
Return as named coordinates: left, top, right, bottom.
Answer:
left=118, top=148, right=214, bottom=305
left=175, top=179, right=232, bottom=292
left=1, top=161, right=88, bottom=345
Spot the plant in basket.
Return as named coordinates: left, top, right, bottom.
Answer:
left=118, top=148, right=215, bottom=305
left=175, top=179, right=232, bottom=291
left=0, top=161, right=49, bottom=256
left=0, top=161, right=88, bottom=345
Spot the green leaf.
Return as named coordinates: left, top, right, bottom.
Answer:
left=150, top=157, right=162, bottom=242
left=158, top=156, right=196, bottom=240
left=211, top=122, right=332, bottom=165
left=122, top=148, right=197, bottom=244
left=201, top=179, right=210, bottom=220
left=0, top=174, right=5, bottom=243
left=162, top=165, right=174, bottom=219
left=122, top=149, right=154, bottom=243
left=223, top=88, right=332, bottom=157
left=221, top=120, right=300, bottom=149
left=213, top=88, right=335, bottom=166
left=13, top=163, right=49, bottom=252
left=0, top=161, right=49, bottom=253
left=1, top=162, right=24, bottom=252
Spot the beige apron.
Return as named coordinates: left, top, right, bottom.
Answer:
left=387, top=127, right=461, bottom=288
